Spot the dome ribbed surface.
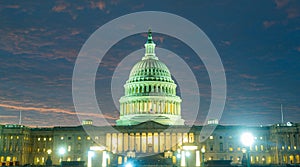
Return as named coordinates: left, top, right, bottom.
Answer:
left=127, top=57, right=174, bottom=83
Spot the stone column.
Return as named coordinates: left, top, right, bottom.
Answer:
left=181, top=151, right=186, bottom=166
left=196, top=150, right=201, bottom=166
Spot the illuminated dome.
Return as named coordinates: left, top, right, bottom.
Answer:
left=127, top=56, right=174, bottom=83
left=116, top=30, right=185, bottom=126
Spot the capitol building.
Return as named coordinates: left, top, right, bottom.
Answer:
left=0, top=31, right=300, bottom=167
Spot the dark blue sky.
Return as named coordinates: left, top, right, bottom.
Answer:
left=0, top=0, right=299, bottom=126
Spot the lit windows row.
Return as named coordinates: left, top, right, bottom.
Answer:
left=209, top=135, right=264, bottom=140
left=37, top=137, right=52, bottom=142
left=1, top=135, right=29, bottom=140
left=60, top=136, right=99, bottom=141
left=281, top=146, right=297, bottom=150
left=208, top=144, right=267, bottom=152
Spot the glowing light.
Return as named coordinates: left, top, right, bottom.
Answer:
left=125, top=163, right=133, bottom=167
left=88, top=151, right=95, bottom=157
left=241, top=132, right=254, bottom=147
left=183, top=145, right=198, bottom=150
left=186, top=151, right=190, bottom=157
left=90, top=146, right=106, bottom=151
left=47, top=149, right=52, bottom=155
left=59, top=148, right=66, bottom=155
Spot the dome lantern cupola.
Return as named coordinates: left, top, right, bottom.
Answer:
left=143, top=29, right=158, bottom=60
left=116, top=30, right=185, bottom=126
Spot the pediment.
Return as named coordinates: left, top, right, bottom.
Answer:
left=133, top=121, right=168, bottom=130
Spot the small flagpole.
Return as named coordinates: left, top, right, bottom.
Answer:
left=19, top=110, right=22, bottom=125
left=281, top=104, right=284, bottom=124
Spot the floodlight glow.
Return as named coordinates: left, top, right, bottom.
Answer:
left=90, top=146, right=106, bottom=151
left=177, top=153, right=181, bottom=158
left=201, top=147, right=205, bottom=153
left=186, top=151, right=191, bottom=157
left=183, top=145, right=198, bottom=150
left=125, top=162, right=133, bottom=167
left=88, top=151, right=95, bottom=157
left=59, top=147, right=66, bottom=155
left=241, top=132, right=254, bottom=147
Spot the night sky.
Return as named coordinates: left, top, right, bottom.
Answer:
left=0, top=0, right=299, bottom=127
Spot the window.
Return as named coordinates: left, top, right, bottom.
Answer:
left=77, top=136, right=81, bottom=140
left=43, top=138, right=46, bottom=141
left=209, top=136, right=214, bottom=140
left=87, top=136, right=91, bottom=140
left=68, top=137, right=72, bottom=140
left=49, top=138, right=52, bottom=141
left=229, top=145, right=233, bottom=152
left=260, top=145, right=264, bottom=151
left=60, top=136, right=64, bottom=140
left=219, top=136, right=223, bottom=139
left=95, top=136, right=99, bottom=140
left=189, top=133, right=194, bottom=143
left=220, top=143, right=223, bottom=152
left=210, top=145, right=213, bottom=151
left=38, top=138, right=41, bottom=141
left=68, top=145, right=71, bottom=152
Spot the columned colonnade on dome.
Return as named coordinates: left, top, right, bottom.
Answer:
left=120, top=100, right=181, bottom=115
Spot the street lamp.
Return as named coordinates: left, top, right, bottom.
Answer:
left=201, top=147, right=205, bottom=167
left=241, top=132, right=254, bottom=167
left=46, top=149, right=52, bottom=166
left=59, top=147, right=66, bottom=164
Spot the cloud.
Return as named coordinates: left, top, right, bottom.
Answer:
left=286, top=7, right=300, bottom=18
left=221, top=40, right=231, bottom=46
left=52, top=3, right=68, bottom=12
left=0, top=102, right=118, bottom=120
left=239, top=74, right=257, bottom=79
left=4, top=5, right=20, bottom=9
left=274, top=0, right=289, bottom=9
left=0, top=115, right=17, bottom=118
left=263, top=20, right=277, bottom=28
left=90, top=1, right=106, bottom=10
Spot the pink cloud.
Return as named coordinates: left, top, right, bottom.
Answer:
left=286, top=7, right=300, bottom=18
left=5, top=5, right=20, bottom=9
left=274, top=0, right=289, bottom=8
left=0, top=103, right=118, bottom=120
left=52, top=3, right=68, bottom=12
left=240, top=74, right=257, bottom=79
left=263, top=20, right=277, bottom=28
left=90, top=1, right=106, bottom=10
left=221, top=40, right=231, bottom=46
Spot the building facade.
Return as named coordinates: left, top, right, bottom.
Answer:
left=1, top=31, right=299, bottom=166
left=1, top=122, right=300, bottom=166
